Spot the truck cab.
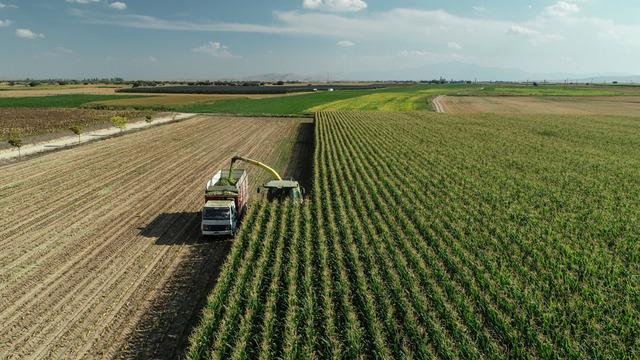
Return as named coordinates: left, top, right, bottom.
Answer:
left=202, top=200, right=238, bottom=236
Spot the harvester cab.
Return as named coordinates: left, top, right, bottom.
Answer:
left=260, top=180, right=304, bottom=201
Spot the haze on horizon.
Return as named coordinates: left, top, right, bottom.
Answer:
left=1, top=0, right=639, bottom=80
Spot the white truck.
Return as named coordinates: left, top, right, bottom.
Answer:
left=201, top=169, right=249, bottom=236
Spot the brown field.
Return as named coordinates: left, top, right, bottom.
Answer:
left=0, top=85, right=127, bottom=97
left=0, top=115, right=311, bottom=358
left=93, top=92, right=309, bottom=107
left=440, top=95, right=640, bottom=115
left=0, top=108, right=144, bottom=141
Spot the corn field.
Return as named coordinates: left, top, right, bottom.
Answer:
left=187, top=111, right=640, bottom=359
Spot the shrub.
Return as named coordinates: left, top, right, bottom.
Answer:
left=111, top=116, right=128, bottom=132
left=69, top=124, right=83, bottom=143
left=7, top=133, right=23, bottom=157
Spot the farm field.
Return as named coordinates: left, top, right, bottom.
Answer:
left=0, top=94, right=144, bottom=108
left=188, top=111, right=640, bottom=359
left=0, top=84, right=128, bottom=97
left=90, top=92, right=310, bottom=109
left=0, top=115, right=312, bottom=358
left=440, top=95, right=640, bottom=115
left=0, top=108, right=144, bottom=142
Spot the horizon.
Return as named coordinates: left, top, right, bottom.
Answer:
left=2, top=1, right=640, bottom=80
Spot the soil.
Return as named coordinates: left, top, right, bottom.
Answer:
left=440, top=95, right=640, bottom=115
left=0, top=115, right=313, bottom=359
left=94, top=92, right=311, bottom=108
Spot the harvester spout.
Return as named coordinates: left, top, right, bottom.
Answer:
left=228, top=156, right=283, bottom=181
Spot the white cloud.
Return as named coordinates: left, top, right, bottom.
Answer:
left=65, top=0, right=100, bottom=4
left=42, top=47, right=75, bottom=58
left=507, top=25, right=539, bottom=36
left=337, top=40, right=355, bottom=47
left=109, top=2, right=127, bottom=10
left=16, top=28, right=44, bottom=39
left=546, top=1, right=580, bottom=17
left=192, top=41, right=238, bottom=58
left=472, top=6, right=486, bottom=12
left=0, top=19, right=10, bottom=27
left=507, top=25, right=563, bottom=45
left=148, top=56, right=158, bottom=62
left=0, top=3, right=18, bottom=9
left=55, top=46, right=74, bottom=54
left=447, top=41, right=462, bottom=50
left=303, top=0, right=322, bottom=9
left=303, top=0, right=367, bottom=12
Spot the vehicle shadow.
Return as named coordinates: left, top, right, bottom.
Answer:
left=121, top=212, right=233, bottom=359
left=284, top=119, right=314, bottom=193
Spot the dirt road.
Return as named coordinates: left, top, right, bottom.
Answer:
left=432, top=95, right=446, bottom=113
left=0, top=115, right=311, bottom=359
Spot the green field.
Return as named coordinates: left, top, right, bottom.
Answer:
left=187, top=111, right=640, bottom=359
left=0, top=94, right=143, bottom=108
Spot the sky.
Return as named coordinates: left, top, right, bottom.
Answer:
left=1, top=0, right=640, bottom=80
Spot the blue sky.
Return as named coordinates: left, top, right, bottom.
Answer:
left=1, top=0, right=639, bottom=80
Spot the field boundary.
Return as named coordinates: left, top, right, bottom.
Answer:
left=0, top=112, right=196, bottom=162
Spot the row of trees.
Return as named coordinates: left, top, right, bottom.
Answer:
left=6, top=112, right=156, bottom=157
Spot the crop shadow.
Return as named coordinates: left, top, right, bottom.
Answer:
left=121, top=212, right=233, bottom=359
left=284, top=119, right=314, bottom=193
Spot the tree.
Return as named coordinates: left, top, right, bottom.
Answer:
left=144, top=111, right=154, bottom=123
left=8, top=134, right=23, bottom=158
left=111, top=116, right=128, bottom=132
left=69, top=124, right=83, bottom=143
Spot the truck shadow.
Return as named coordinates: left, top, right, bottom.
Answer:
left=122, top=212, right=233, bottom=359
left=284, top=120, right=314, bottom=193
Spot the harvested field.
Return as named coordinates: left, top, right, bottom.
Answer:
left=440, top=95, right=640, bottom=115
left=0, top=115, right=311, bottom=359
left=92, top=92, right=309, bottom=108
left=0, top=108, right=144, bottom=141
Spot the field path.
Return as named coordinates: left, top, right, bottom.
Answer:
left=0, top=113, right=196, bottom=162
left=0, top=115, right=310, bottom=359
left=432, top=95, right=446, bottom=113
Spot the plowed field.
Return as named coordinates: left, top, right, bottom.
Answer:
left=440, top=95, right=640, bottom=115
left=0, top=115, right=311, bottom=359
